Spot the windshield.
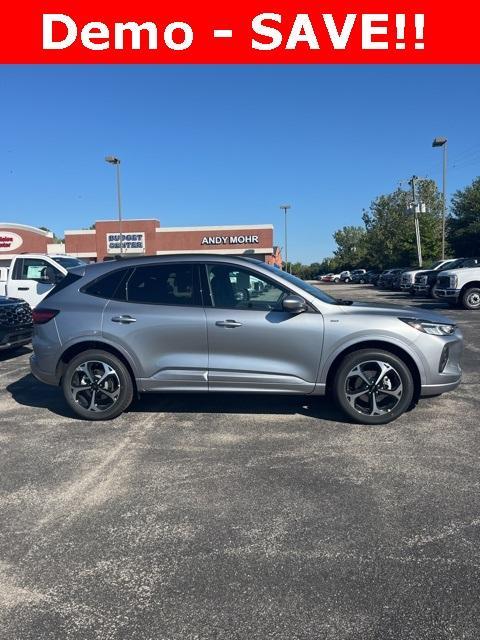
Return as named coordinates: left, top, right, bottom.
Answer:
left=54, top=257, right=85, bottom=270
left=429, top=260, right=445, bottom=270
left=259, top=263, right=337, bottom=305
left=441, top=258, right=465, bottom=270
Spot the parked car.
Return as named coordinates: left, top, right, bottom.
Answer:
left=400, top=259, right=458, bottom=294
left=340, top=271, right=352, bottom=283
left=414, top=257, right=480, bottom=298
left=367, top=271, right=381, bottom=286
left=391, top=268, right=411, bottom=291
left=31, top=255, right=462, bottom=425
left=434, top=259, right=480, bottom=308
left=0, top=296, right=33, bottom=353
left=378, top=268, right=405, bottom=290
left=377, top=269, right=394, bottom=288
left=323, top=273, right=341, bottom=283
left=349, top=269, right=368, bottom=284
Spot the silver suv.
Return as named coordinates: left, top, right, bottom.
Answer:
left=30, top=255, right=463, bottom=425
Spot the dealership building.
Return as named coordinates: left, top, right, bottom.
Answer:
left=0, top=220, right=282, bottom=265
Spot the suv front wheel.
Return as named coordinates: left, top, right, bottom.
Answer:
left=62, top=349, right=134, bottom=420
left=333, top=349, right=414, bottom=425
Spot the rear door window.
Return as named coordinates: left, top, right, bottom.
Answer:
left=126, top=263, right=201, bottom=306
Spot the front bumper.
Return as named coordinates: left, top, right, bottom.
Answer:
left=421, top=379, right=462, bottom=397
left=0, top=326, right=33, bottom=351
left=413, top=283, right=430, bottom=294
left=435, top=288, right=460, bottom=300
left=417, top=329, right=463, bottom=396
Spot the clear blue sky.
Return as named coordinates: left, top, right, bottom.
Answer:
left=1, top=65, right=479, bottom=263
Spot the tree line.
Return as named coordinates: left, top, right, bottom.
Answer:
left=287, top=175, right=480, bottom=278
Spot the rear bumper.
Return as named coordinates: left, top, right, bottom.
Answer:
left=30, top=354, right=59, bottom=386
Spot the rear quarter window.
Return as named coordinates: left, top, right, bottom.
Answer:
left=82, top=268, right=131, bottom=300
left=43, top=272, right=83, bottom=300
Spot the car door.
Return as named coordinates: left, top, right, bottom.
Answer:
left=202, top=263, right=325, bottom=393
left=103, top=261, right=208, bottom=392
left=9, top=257, right=64, bottom=308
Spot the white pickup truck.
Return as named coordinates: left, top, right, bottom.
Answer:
left=0, top=254, right=84, bottom=308
left=435, top=262, right=480, bottom=310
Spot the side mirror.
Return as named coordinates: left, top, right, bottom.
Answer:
left=282, top=294, right=308, bottom=314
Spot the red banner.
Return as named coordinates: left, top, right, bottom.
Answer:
left=0, top=0, right=478, bottom=63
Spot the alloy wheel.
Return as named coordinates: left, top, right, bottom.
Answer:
left=345, top=360, right=403, bottom=416
left=70, top=360, right=121, bottom=413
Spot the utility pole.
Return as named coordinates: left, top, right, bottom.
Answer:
left=432, top=137, right=448, bottom=260
left=105, top=156, right=124, bottom=254
left=280, top=205, right=291, bottom=273
left=408, top=175, right=423, bottom=268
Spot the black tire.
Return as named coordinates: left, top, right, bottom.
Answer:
left=461, top=287, right=480, bottom=310
left=334, top=277, right=340, bottom=283
left=62, top=349, right=133, bottom=420
left=333, top=349, right=414, bottom=425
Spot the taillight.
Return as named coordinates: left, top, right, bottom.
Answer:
left=32, top=309, right=59, bottom=325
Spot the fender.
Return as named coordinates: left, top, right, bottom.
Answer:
left=317, top=330, right=429, bottom=386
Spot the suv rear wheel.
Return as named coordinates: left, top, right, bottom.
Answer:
left=62, top=349, right=133, bottom=420
left=333, top=349, right=414, bottom=425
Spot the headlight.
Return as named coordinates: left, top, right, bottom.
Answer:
left=448, top=274, right=458, bottom=288
left=400, top=318, right=456, bottom=335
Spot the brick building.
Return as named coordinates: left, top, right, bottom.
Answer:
left=64, top=219, right=281, bottom=265
left=0, top=220, right=282, bottom=267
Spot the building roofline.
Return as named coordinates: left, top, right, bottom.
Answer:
left=156, top=224, right=273, bottom=233
left=0, top=223, right=53, bottom=238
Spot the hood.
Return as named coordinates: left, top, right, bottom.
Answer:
left=415, top=270, right=437, bottom=278
left=338, top=300, right=454, bottom=324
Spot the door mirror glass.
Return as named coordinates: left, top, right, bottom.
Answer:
left=282, top=295, right=307, bottom=314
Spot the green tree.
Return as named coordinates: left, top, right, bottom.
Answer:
left=449, top=176, right=480, bottom=257
left=362, top=179, right=444, bottom=270
left=332, top=225, right=367, bottom=269
left=40, top=226, right=64, bottom=244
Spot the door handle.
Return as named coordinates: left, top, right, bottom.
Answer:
left=111, top=315, right=137, bottom=324
left=215, top=319, right=243, bottom=328
left=18, top=287, right=30, bottom=291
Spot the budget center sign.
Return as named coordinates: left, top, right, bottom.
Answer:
left=107, top=232, right=145, bottom=254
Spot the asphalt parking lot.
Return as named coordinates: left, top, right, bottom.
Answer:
left=1, top=284, right=479, bottom=640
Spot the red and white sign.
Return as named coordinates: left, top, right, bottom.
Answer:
left=0, top=232, right=23, bottom=252
left=0, top=1, right=478, bottom=63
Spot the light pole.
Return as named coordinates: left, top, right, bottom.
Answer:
left=105, top=155, right=123, bottom=254
left=280, top=205, right=291, bottom=272
left=432, top=137, right=448, bottom=260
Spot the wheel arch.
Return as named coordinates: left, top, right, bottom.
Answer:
left=324, top=339, right=422, bottom=402
left=460, top=281, right=480, bottom=298
left=57, top=340, right=138, bottom=395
